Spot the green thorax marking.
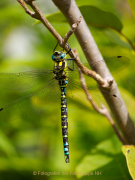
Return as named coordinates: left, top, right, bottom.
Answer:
left=52, top=50, right=68, bottom=81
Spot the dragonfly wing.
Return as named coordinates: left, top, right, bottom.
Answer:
left=68, top=56, right=130, bottom=76
left=67, top=77, right=122, bottom=109
left=67, top=56, right=128, bottom=108
left=68, top=64, right=97, bottom=90
left=68, top=62, right=91, bottom=73
left=0, top=78, right=60, bottom=122
left=0, top=69, right=54, bottom=90
left=91, top=56, right=130, bottom=75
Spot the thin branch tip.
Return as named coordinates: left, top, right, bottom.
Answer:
left=62, top=17, right=82, bottom=47
left=17, top=0, right=135, bottom=145
left=108, top=78, right=114, bottom=86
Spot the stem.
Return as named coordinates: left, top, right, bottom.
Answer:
left=52, top=0, right=135, bottom=144
left=17, top=0, right=109, bottom=87
left=74, top=48, right=126, bottom=145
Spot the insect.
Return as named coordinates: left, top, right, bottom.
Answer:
left=0, top=43, right=130, bottom=163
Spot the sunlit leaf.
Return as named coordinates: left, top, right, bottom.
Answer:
left=122, top=145, right=135, bottom=180
left=79, top=6, right=123, bottom=32
left=76, top=136, right=129, bottom=179
left=35, top=6, right=123, bottom=32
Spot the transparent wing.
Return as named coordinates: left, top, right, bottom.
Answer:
left=0, top=69, right=54, bottom=90
left=67, top=73, right=122, bottom=109
left=90, top=56, right=130, bottom=74
left=0, top=55, right=128, bottom=122
left=0, top=79, right=60, bottom=122
left=68, top=56, right=130, bottom=75
left=68, top=63, right=97, bottom=90
left=66, top=56, right=129, bottom=106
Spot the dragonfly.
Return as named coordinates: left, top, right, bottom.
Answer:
left=0, top=43, right=130, bottom=163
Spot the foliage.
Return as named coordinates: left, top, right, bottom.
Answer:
left=0, top=0, right=135, bottom=180
left=122, top=145, right=135, bottom=180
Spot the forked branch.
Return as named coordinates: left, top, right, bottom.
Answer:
left=52, top=0, right=135, bottom=145
left=62, top=16, right=82, bottom=47
left=17, top=0, right=111, bottom=89
left=17, top=0, right=135, bottom=144
left=74, top=49, right=126, bottom=145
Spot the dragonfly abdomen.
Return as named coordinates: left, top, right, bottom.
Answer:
left=59, top=79, right=69, bottom=163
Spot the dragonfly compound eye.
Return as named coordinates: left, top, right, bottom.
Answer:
left=52, top=55, right=56, bottom=61
left=60, top=53, right=65, bottom=59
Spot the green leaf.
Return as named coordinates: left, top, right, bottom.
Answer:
left=75, top=135, right=131, bottom=179
left=122, top=145, right=135, bottom=180
left=76, top=136, right=131, bottom=180
left=127, top=0, right=135, bottom=19
left=104, top=29, right=132, bottom=49
left=79, top=6, right=123, bottom=32
left=35, top=5, right=123, bottom=32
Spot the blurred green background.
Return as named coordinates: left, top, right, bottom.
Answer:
left=0, top=0, right=135, bottom=179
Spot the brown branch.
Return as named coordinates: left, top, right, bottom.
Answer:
left=17, top=0, right=36, bottom=18
left=16, top=0, right=134, bottom=144
left=79, top=66, right=126, bottom=145
left=74, top=49, right=126, bottom=145
left=17, top=0, right=62, bottom=43
left=73, top=49, right=110, bottom=87
left=103, top=107, right=126, bottom=145
left=52, top=0, right=135, bottom=145
left=63, top=16, right=82, bottom=47
left=17, top=0, right=112, bottom=89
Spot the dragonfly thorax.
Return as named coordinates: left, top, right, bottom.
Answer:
left=52, top=50, right=66, bottom=62
left=53, top=60, right=68, bottom=80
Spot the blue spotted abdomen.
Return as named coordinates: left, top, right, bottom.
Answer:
left=59, top=79, right=69, bottom=163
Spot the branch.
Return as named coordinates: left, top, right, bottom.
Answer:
left=63, top=16, right=82, bottom=47
left=52, top=0, right=135, bottom=144
left=17, top=0, right=135, bottom=144
left=17, top=0, right=62, bottom=43
left=17, top=0, right=36, bottom=18
left=74, top=49, right=126, bottom=145
left=17, top=0, right=112, bottom=89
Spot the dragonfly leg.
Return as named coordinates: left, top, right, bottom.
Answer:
left=66, top=48, right=71, bottom=55
left=53, top=42, right=59, bottom=52
left=66, top=43, right=74, bottom=57
left=65, top=43, right=76, bottom=71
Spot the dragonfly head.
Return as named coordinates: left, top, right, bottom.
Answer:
left=52, top=51, right=66, bottom=61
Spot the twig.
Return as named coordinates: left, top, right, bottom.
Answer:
left=102, top=107, right=126, bottom=145
left=52, top=0, right=135, bottom=144
left=73, top=49, right=109, bottom=87
left=63, top=16, right=82, bottom=47
left=17, top=0, right=36, bottom=17
left=16, top=0, right=135, bottom=144
left=74, top=49, right=126, bottom=145
left=17, top=0, right=111, bottom=89
left=17, top=0, right=62, bottom=43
